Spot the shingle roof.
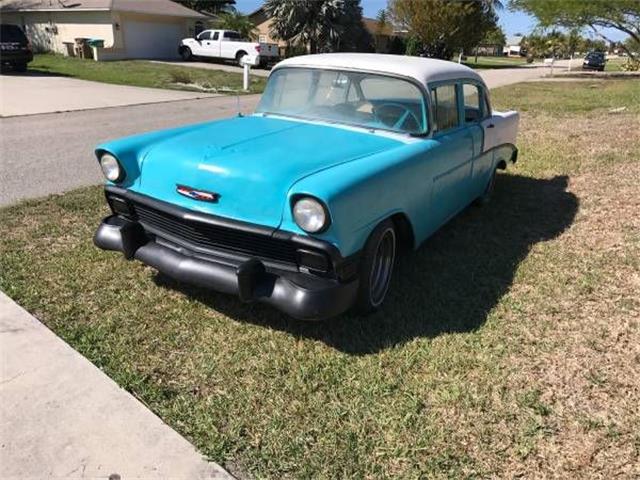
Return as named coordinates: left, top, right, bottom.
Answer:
left=0, top=0, right=208, bottom=17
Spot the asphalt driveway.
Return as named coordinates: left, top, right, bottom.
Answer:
left=0, top=71, right=217, bottom=117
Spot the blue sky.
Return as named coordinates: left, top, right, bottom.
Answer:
left=234, top=0, right=627, bottom=42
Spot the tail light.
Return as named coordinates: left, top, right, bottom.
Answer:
left=26, top=40, right=32, bottom=51
left=254, top=45, right=261, bottom=53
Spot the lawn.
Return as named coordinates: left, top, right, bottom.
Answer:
left=464, top=55, right=528, bottom=69
left=1, top=80, right=639, bottom=479
left=30, top=53, right=267, bottom=93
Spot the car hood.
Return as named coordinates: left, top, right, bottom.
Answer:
left=134, top=115, right=402, bottom=228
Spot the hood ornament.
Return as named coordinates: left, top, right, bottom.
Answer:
left=176, top=184, right=220, bottom=202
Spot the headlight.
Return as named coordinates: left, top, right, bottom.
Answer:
left=99, top=153, right=123, bottom=182
left=293, top=197, right=328, bottom=233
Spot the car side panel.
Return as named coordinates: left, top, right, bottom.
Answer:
left=282, top=138, right=468, bottom=257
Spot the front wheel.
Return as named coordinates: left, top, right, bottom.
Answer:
left=180, top=47, right=192, bottom=61
left=13, top=63, right=28, bottom=72
left=354, top=219, right=397, bottom=314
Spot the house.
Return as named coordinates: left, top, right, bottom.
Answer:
left=503, top=35, right=524, bottom=57
left=0, top=0, right=208, bottom=61
left=248, top=7, right=403, bottom=56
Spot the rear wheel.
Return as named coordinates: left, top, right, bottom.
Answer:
left=354, top=219, right=397, bottom=314
left=236, top=50, right=248, bottom=66
left=475, top=167, right=497, bottom=206
left=180, top=46, right=192, bottom=61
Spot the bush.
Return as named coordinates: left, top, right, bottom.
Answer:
left=621, top=59, right=640, bottom=71
left=168, top=70, right=193, bottom=84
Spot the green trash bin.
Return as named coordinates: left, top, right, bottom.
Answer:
left=87, top=38, right=104, bottom=48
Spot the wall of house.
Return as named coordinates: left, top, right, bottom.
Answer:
left=1, top=11, right=115, bottom=54
left=95, top=11, right=193, bottom=60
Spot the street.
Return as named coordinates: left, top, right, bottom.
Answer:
left=1, top=65, right=554, bottom=206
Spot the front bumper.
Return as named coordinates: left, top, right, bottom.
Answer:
left=94, top=215, right=359, bottom=320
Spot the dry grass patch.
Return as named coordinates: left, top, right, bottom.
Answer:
left=1, top=80, right=639, bottom=479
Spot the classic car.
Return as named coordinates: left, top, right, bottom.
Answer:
left=94, top=53, right=519, bottom=320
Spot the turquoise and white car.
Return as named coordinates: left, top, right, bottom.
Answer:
left=94, top=53, right=519, bottom=320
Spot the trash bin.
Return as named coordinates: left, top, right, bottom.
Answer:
left=74, top=38, right=93, bottom=59
left=62, top=41, right=75, bottom=57
left=87, top=38, right=104, bottom=48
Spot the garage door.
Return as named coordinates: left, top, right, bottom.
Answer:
left=123, top=20, right=183, bottom=59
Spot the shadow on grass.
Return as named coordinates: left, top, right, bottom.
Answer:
left=0, top=67, right=71, bottom=77
left=155, top=173, right=578, bottom=355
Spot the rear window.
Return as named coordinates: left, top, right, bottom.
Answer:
left=223, top=31, right=242, bottom=40
left=1, top=24, right=27, bottom=43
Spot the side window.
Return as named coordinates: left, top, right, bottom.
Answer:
left=197, top=31, right=211, bottom=40
left=431, top=84, right=459, bottom=132
left=212, top=31, right=219, bottom=41
left=463, top=83, right=481, bottom=123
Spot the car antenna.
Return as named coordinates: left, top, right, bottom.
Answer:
left=236, top=94, right=243, bottom=117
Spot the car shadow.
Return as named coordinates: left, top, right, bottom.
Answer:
left=153, top=173, right=578, bottom=355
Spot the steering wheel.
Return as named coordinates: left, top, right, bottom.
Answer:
left=373, top=102, right=420, bottom=131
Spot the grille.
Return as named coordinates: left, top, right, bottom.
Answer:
left=131, top=202, right=298, bottom=264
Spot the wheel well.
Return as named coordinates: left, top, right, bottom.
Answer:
left=496, top=159, right=507, bottom=170
left=390, top=213, right=415, bottom=251
left=236, top=50, right=248, bottom=59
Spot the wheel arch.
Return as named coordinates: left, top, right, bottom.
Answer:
left=389, top=212, right=415, bottom=251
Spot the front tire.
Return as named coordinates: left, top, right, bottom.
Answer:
left=354, top=219, right=397, bottom=314
left=14, top=63, right=27, bottom=72
left=180, top=46, right=192, bottom=61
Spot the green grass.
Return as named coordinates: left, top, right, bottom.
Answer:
left=29, top=53, right=266, bottom=94
left=1, top=80, right=639, bottom=479
left=464, top=55, right=528, bottom=69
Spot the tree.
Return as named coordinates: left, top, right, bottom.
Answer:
left=483, top=25, right=507, bottom=46
left=511, top=0, right=640, bottom=60
left=174, top=0, right=235, bottom=15
left=376, top=8, right=389, bottom=35
left=389, top=0, right=500, bottom=59
left=264, top=0, right=371, bottom=54
left=213, top=11, right=257, bottom=39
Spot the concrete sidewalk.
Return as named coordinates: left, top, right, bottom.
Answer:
left=0, top=73, right=217, bottom=117
left=0, top=292, right=233, bottom=480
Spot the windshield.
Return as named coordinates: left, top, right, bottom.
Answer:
left=1, top=24, right=27, bottom=43
left=256, top=68, right=428, bottom=135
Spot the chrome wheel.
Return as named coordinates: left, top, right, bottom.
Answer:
left=368, top=227, right=396, bottom=307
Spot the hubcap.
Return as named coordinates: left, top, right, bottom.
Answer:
left=369, top=228, right=396, bottom=307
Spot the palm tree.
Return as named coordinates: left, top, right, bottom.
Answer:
left=264, top=0, right=366, bottom=54
left=214, top=11, right=257, bottom=40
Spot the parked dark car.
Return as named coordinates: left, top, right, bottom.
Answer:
left=582, top=51, right=606, bottom=71
left=0, top=24, right=33, bottom=72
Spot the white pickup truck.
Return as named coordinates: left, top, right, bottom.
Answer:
left=179, top=29, right=279, bottom=67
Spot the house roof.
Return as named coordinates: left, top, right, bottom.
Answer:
left=274, top=53, right=484, bottom=88
left=506, top=35, right=524, bottom=46
left=362, top=17, right=394, bottom=37
left=0, top=0, right=208, bottom=17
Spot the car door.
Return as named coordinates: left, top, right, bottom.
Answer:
left=462, top=82, right=493, bottom=199
left=201, top=31, right=220, bottom=57
left=427, top=82, right=475, bottom=228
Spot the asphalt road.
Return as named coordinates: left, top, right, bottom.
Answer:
left=0, top=95, right=260, bottom=206
left=0, top=65, right=554, bottom=206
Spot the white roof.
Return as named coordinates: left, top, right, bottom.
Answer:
left=273, top=53, right=484, bottom=88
